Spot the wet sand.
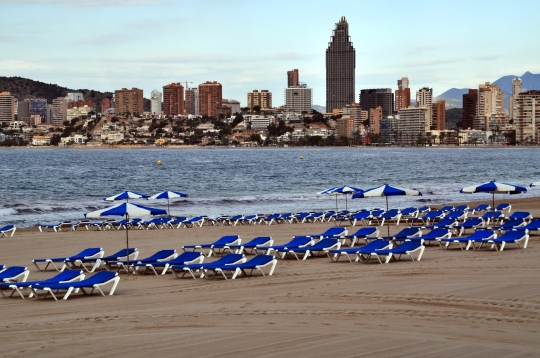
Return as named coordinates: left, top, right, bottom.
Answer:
left=2, top=196, right=540, bottom=357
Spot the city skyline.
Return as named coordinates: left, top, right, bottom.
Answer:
left=1, top=0, right=539, bottom=107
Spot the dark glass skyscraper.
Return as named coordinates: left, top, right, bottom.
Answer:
left=326, top=16, right=356, bottom=113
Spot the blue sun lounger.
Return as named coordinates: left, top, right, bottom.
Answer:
left=0, top=270, right=84, bottom=299
left=495, top=203, right=511, bottom=213
left=65, top=248, right=139, bottom=273
left=349, top=211, right=373, bottom=226
left=275, top=238, right=341, bottom=260
left=439, top=230, right=496, bottom=250
left=505, top=211, right=532, bottom=221
left=471, top=204, right=490, bottom=214
left=0, top=225, right=16, bottom=237
left=377, top=209, right=402, bottom=226
left=133, top=252, right=204, bottom=275
left=455, top=218, right=484, bottom=236
left=407, top=210, right=445, bottom=225
left=327, top=240, right=392, bottom=262
left=0, top=266, right=29, bottom=283
left=220, top=236, right=273, bottom=255
left=310, top=227, right=348, bottom=240
left=39, top=221, right=76, bottom=232
left=453, top=205, right=469, bottom=212
left=202, top=254, right=278, bottom=280
left=491, top=219, right=527, bottom=233
left=261, top=213, right=280, bottom=225
left=394, top=228, right=451, bottom=245
left=222, top=215, right=243, bottom=226
left=178, top=216, right=206, bottom=228
left=342, top=227, right=379, bottom=246
left=33, top=248, right=104, bottom=272
left=182, top=235, right=241, bottom=257
left=380, top=227, right=422, bottom=241
left=255, top=236, right=313, bottom=255
left=439, top=205, right=455, bottom=212
left=445, top=211, right=467, bottom=222
left=240, top=214, right=260, bottom=225
left=421, top=218, right=458, bottom=230
left=106, top=249, right=177, bottom=273
left=31, top=271, right=120, bottom=301
left=357, top=240, right=425, bottom=264
left=513, top=219, right=540, bottom=234
left=400, top=207, right=419, bottom=218
left=482, top=230, right=529, bottom=251
left=170, top=253, right=245, bottom=279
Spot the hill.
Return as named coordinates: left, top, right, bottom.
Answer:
left=435, top=88, right=469, bottom=108
left=0, top=76, right=151, bottom=112
left=446, top=108, right=463, bottom=129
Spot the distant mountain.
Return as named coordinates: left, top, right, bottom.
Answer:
left=436, top=72, right=540, bottom=111
left=312, top=105, right=326, bottom=113
left=435, top=88, right=469, bottom=109
left=446, top=108, right=463, bottom=129
left=0, top=76, right=151, bottom=111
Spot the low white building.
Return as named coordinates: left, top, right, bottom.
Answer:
left=67, top=105, right=93, bottom=121
left=101, top=132, right=124, bottom=143
left=32, top=135, right=51, bottom=146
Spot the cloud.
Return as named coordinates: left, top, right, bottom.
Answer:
left=77, top=35, right=135, bottom=45
left=0, top=35, right=16, bottom=42
left=0, top=0, right=157, bottom=6
left=0, top=59, right=51, bottom=71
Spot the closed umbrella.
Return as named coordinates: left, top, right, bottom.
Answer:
left=148, top=191, right=188, bottom=216
left=319, top=186, right=363, bottom=212
left=460, top=181, right=527, bottom=221
left=352, top=184, right=422, bottom=238
left=86, top=202, right=166, bottom=271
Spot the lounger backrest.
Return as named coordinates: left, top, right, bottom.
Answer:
left=244, top=255, right=274, bottom=266
left=171, top=252, right=202, bottom=263
left=352, top=212, right=370, bottom=219
left=502, top=219, right=525, bottom=228
left=213, top=235, right=240, bottom=245
left=524, top=220, right=540, bottom=229
left=353, top=227, right=377, bottom=237
left=423, top=229, right=449, bottom=239
left=104, top=248, right=137, bottom=260
left=434, top=219, right=457, bottom=227
left=246, top=237, right=272, bottom=245
left=70, top=248, right=103, bottom=259
left=473, top=204, right=490, bottom=210
left=288, top=236, right=313, bottom=246
left=0, top=225, right=14, bottom=231
left=447, top=211, right=465, bottom=219
left=142, top=250, right=177, bottom=261
left=454, top=205, right=469, bottom=211
left=372, top=209, right=384, bottom=216
left=397, top=228, right=421, bottom=237
left=0, top=266, right=27, bottom=280
left=467, top=230, right=495, bottom=240
left=483, top=212, right=503, bottom=219
left=424, top=210, right=443, bottom=218
left=496, top=231, right=525, bottom=241
left=43, top=270, right=84, bottom=283
left=393, top=241, right=423, bottom=251
left=462, top=218, right=483, bottom=227
left=440, top=206, right=454, bottom=212
left=265, top=214, right=280, bottom=220
left=509, top=212, right=531, bottom=219
left=401, top=207, right=417, bottom=215
left=309, top=238, right=339, bottom=250
left=496, top=203, right=510, bottom=210
left=230, top=215, right=243, bottom=220
left=80, top=271, right=117, bottom=285
left=363, top=240, right=390, bottom=250
left=211, top=253, right=244, bottom=265
left=321, top=227, right=346, bottom=237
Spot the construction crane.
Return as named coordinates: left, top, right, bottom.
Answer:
left=183, top=81, right=193, bottom=90
left=183, top=81, right=193, bottom=115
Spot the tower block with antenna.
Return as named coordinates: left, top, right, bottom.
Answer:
left=183, top=81, right=193, bottom=115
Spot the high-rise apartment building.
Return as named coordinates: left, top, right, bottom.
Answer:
left=0, top=92, right=15, bottom=123
left=150, top=90, right=162, bottom=115
left=416, top=87, right=433, bottom=128
left=336, top=116, right=355, bottom=138
left=398, top=106, right=429, bottom=144
left=185, top=88, right=199, bottom=116
left=52, top=97, right=68, bottom=126
left=29, top=99, right=47, bottom=123
left=198, top=81, right=222, bottom=118
left=462, top=89, right=478, bottom=129
left=369, top=107, right=383, bottom=134
left=509, top=78, right=522, bottom=121
left=101, top=98, right=111, bottom=113
left=285, top=85, right=313, bottom=114
left=247, top=90, right=272, bottom=110
left=342, top=103, right=366, bottom=129
left=359, top=89, right=394, bottom=117
left=432, top=101, right=446, bottom=131
left=474, top=82, right=505, bottom=130
left=45, top=104, right=54, bottom=123
left=114, top=88, right=143, bottom=115
left=514, top=90, right=540, bottom=143
left=163, top=83, right=184, bottom=116
left=287, top=69, right=299, bottom=87
left=17, top=100, right=30, bottom=122
left=395, top=77, right=411, bottom=112
left=326, top=16, right=356, bottom=112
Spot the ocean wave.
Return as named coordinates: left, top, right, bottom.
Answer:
left=0, top=208, right=17, bottom=216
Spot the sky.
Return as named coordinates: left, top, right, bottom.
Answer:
left=1, top=0, right=540, bottom=108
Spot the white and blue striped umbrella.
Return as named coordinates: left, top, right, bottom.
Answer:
left=319, top=186, right=363, bottom=211
left=148, top=191, right=188, bottom=216
left=86, top=202, right=166, bottom=269
left=104, top=191, right=149, bottom=202
left=460, top=181, right=527, bottom=220
left=352, top=184, right=422, bottom=237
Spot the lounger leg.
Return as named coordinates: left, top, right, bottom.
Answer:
left=523, top=235, right=529, bottom=249
left=268, top=260, right=277, bottom=276
left=302, top=251, right=311, bottom=261
left=231, top=268, right=241, bottom=280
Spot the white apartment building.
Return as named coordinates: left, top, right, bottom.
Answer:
left=474, top=82, right=505, bottom=131
left=396, top=106, right=429, bottom=144
left=150, top=90, right=162, bottom=115
left=285, top=85, right=312, bottom=114
left=514, top=90, right=540, bottom=144
left=416, top=87, right=433, bottom=128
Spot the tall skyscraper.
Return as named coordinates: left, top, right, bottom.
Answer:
left=285, top=85, right=312, bottom=114
left=52, top=97, right=68, bottom=126
left=17, top=100, right=30, bottom=122
left=395, top=77, right=411, bottom=112
left=474, top=82, right=505, bottom=130
left=185, top=88, right=199, bottom=116
left=247, top=90, right=272, bottom=110
left=0, top=92, right=15, bottom=123
left=359, top=89, right=394, bottom=117
left=462, top=89, right=478, bottom=129
left=514, top=90, right=540, bottom=143
left=150, top=90, right=162, bottom=115
left=287, top=69, right=299, bottom=87
left=163, top=83, right=184, bottom=116
left=416, top=87, right=433, bottom=128
left=114, top=88, right=143, bottom=115
left=198, top=81, right=222, bottom=118
left=326, top=16, right=356, bottom=112
left=432, top=100, right=446, bottom=131
left=509, top=77, right=522, bottom=120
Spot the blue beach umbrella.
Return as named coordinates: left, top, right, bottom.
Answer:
left=86, top=202, right=166, bottom=270
left=104, top=191, right=149, bottom=202
left=319, top=186, right=363, bottom=212
left=148, top=191, right=188, bottom=216
left=460, top=181, right=527, bottom=219
left=352, top=184, right=422, bottom=237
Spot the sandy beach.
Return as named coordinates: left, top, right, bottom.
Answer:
left=2, top=197, right=540, bottom=357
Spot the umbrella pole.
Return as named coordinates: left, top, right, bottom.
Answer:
left=126, top=213, right=130, bottom=275
left=336, top=195, right=338, bottom=213
left=492, top=192, right=495, bottom=225
left=346, top=195, right=348, bottom=211
left=168, top=199, right=170, bottom=217
left=386, top=196, right=390, bottom=238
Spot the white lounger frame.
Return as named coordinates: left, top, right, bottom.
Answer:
left=136, top=255, right=204, bottom=276
left=281, top=241, right=341, bottom=260
left=1, top=273, right=85, bottom=299
left=328, top=242, right=393, bottom=263
left=208, top=258, right=278, bottom=280
left=33, top=250, right=104, bottom=272
left=357, top=241, right=425, bottom=264
left=0, top=226, right=17, bottom=237
left=31, top=275, right=120, bottom=301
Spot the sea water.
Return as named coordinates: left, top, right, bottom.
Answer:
left=1, top=147, right=539, bottom=228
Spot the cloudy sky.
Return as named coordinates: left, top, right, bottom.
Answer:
left=1, top=0, right=539, bottom=107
